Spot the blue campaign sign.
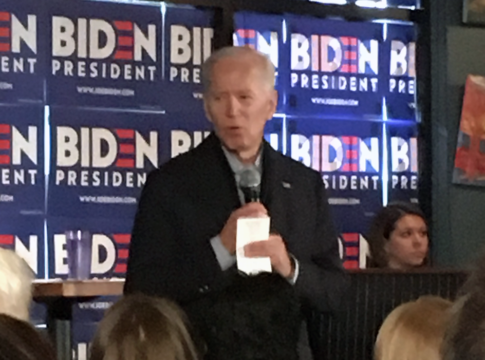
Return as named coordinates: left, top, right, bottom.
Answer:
left=46, top=0, right=163, bottom=110
left=72, top=322, right=97, bottom=360
left=0, top=105, right=44, bottom=216
left=71, top=295, right=120, bottom=360
left=158, top=111, right=213, bottom=166
left=388, top=0, right=420, bottom=8
left=47, top=216, right=133, bottom=280
left=0, top=0, right=45, bottom=105
left=264, top=116, right=284, bottom=154
left=383, top=23, right=417, bottom=121
left=386, top=120, right=419, bottom=203
left=234, top=11, right=288, bottom=113
left=285, top=15, right=384, bottom=120
left=286, top=117, right=383, bottom=234
left=0, top=215, right=45, bottom=279
left=48, top=107, right=166, bottom=219
left=159, top=114, right=283, bottom=165
left=163, top=5, right=215, bottom=116
left=30, top=300, right=48, bottom=326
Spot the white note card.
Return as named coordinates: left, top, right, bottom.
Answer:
left=236, top=216, right=272, bottom=275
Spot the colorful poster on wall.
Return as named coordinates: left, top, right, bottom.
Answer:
left=0, top=215, right=45, bottom=278
left=48, top=107, right=165, bottom=219
left=285, top=15, right=384, bottom=120
left=46, top=0, right=163, bottom=110
left=383, top=23, right=417, bottom=121
left=286, top=117, right=383, bottom=268
left=386, top=121, right=419, bottom=203
left=163, top=5, right=215, bottom=116
left=453, top=75, right=485, bottom=186
left=0, top=105, right=44, bottom=215
left=234, top=11, right=287, bottom=114
left=0, top=0, right=45, bottom=105
left=47, top=217, right=132, bottom=279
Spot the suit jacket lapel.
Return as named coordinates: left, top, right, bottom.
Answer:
left=197, top=133, right=241, bottom=237
left=260, top=142, right=292, bottom=239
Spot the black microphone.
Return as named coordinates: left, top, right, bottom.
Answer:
left=239, top=168, right=261, bottom=204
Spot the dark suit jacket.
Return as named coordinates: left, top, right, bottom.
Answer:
left=124, top=132, right=349, bottom=343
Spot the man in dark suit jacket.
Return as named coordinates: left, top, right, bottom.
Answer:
left=124, top=46, right=348, bottom=359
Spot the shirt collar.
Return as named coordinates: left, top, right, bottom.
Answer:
left=221, top=145, right=263, bottom=175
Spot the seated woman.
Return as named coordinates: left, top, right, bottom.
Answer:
left=375, top=296, right=453, bottom=360
left=89, top=294, right=200, bottom=360
left=0, top=313, right=56, bottom=360
left=366, top=202, right=429, bottom=269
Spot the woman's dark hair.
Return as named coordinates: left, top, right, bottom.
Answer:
left=89, top=294, right=199, bottom=360
left=366, top=202, right=427, bottom=268
left=0, top=313, right=56, bottom=360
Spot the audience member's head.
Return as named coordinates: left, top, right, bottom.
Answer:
left=442, top=250, right=485, bottom=360
left=375, top=296, right=452, bottom=360
left=366, top=202, right=429, bottom=269
left=201, top=272, right=302, bottom=360
left=469, top=0, right=485, bottom=12
left=0, top=313, right=56, bottom=360
left=89, top=294, right=199, bottom=360
left=0, top=247, right=34, bottom=321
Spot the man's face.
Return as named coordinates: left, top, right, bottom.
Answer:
left=204, top=56, right=277, bottom=156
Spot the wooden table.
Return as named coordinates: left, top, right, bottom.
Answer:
left=33, top=280, right=124, bottom=360
left=34, top=279, right=124, bottom=298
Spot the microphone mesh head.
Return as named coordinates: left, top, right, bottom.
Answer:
left=239, top=168, right=261, bottom=189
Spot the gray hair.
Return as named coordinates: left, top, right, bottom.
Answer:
left=0, top=248, right=34, bottom=321
left=202, top=46, right=276, bottom=92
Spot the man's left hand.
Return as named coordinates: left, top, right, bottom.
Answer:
left=244, top=234, right=294, bottom=278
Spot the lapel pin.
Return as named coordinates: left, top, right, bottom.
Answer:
left=282, top=181, right=291, bottom=189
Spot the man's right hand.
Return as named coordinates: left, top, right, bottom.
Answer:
left=220, top=203, right=268, bottom=255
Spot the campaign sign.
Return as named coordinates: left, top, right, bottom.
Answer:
left=48, top=107, right=165, bottom=219
left=338, top=232, right=372, bottom=270
left=46, top=0, right=163, bottom=110
left=30, top=300, right=48, bottom=327
left=383, top=23, right=417, bottom=121
left=286, top=15, right=384, bottom=120
left=287, top=117, right=383, bottom=243
left=234, top=11, right=287, bottom=113
left=0, top=215, right=45, bottom=278
left=47, top=216, right=132, bottom=280
left=164, top=5, right=215, bottom=116
left=72, top=296, right=119, bottom=360
left=264, top=116, right=284, bottom=154
left=0, top=105, right=44, bottom=215
left=388, top=0, right=420, bottom=8
left=0, top=0, right=45, bottom=105
left=158, top=111, right=213, bottom=165
left=164, top=113, right=283, bottom=165
left=386, top=120, right=419, bottom=204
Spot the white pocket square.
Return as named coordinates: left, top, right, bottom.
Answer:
left=282, top=182, right=291, bottom=189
